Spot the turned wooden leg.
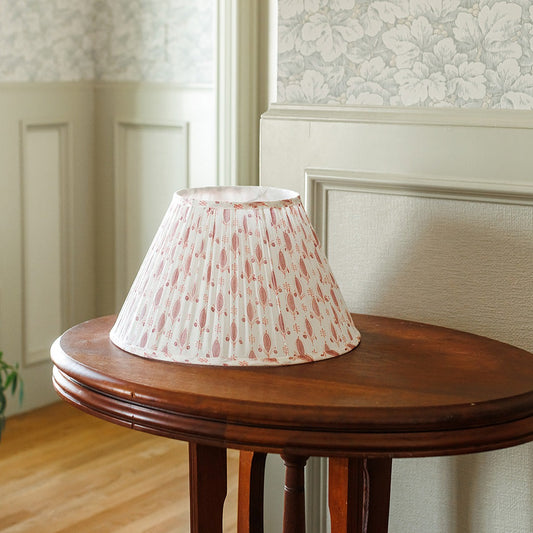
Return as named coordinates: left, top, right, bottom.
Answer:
left=189, top=443, right=227, bottom=533
left=329, top=457, right=392, bottom=533
left=281, top=454, right=309, bottom=533
left=238, top=451, right=267, bottom=533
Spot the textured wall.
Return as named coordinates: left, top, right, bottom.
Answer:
left=327, top=189, right=533, bottom=533
left=0, top=0, right=214, bottom=84
left=278, top=0, right=533, bottom=108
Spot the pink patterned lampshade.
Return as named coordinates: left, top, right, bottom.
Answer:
left=110, top=186, right=360, bottom=366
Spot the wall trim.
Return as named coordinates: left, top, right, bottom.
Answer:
left=94, top=81, right=215, bottom=92
left=0, top=81, right=214, bottom=92
left=19, top=120, right=72, bottom=367
left=217, top=0, right=261, bottom=187
left=264, top=103, right=533, bottom=130
left=305, top=169, right=533, bottom=247
left=0, top=81, right=94, bottom=92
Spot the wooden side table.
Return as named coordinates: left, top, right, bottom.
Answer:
left=51, top=314, right=533, bottom=533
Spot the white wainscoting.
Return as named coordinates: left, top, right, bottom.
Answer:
left=0, top=81, right=215, bottom=413
left=94, top=82, right=216, bottom=314
left=260, top=103, right=533, bottom=533
left=21, top=122, right=71, bottom=366
left=114, top=119, right=189, bottom=303
left=0, top=83, right=95, bottom=413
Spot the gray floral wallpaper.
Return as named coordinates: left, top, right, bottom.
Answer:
left=0, top=0, right=95, bottom=81
left=278, top=0, right=533, bottom=109
left=0, top=0, right=214, bottom=84
left=94, top=0, right=214, bottom=84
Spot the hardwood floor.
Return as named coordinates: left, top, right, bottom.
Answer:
left=0, top=402, right=239, bottom=532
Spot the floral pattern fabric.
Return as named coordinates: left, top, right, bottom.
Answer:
left=278, top=0, right=533, bottom=109
left=0, top=0, right=214, bottom=84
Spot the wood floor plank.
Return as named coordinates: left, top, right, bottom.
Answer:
left=0, top=402, right=240, bottom=532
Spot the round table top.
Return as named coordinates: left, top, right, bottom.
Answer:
left=51, top=314, right=533, bottom=457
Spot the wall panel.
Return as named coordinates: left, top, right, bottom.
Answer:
left=21, top=123, right=70, bottom=365
left=94, top=83, right=216, bottom=314
left=114, top=120, right=189, bottom=302
left=260, top=104, right=533, bottom=533
left=0, top=83, right=94, bottom=414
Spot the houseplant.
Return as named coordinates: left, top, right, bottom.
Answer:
left=0, top=351, right=23, bottom=440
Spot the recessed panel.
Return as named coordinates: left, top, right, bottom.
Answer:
left=116, top=122, right=188, bottom=301
left=325, top=187, right=533, bottom=353
left=22, top=125, right=66, bottom=365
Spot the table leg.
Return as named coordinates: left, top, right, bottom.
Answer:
left=238, top=451, right=267, bottom=533
left=281, top=454, right=309, bottom=533
left=329, top=457, right=392, bottom=533
left=189, top=443, right=227, bottom=533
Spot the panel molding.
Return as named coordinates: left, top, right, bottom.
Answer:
left=19, top=120, right=73, bottom=366
left=306, top=169, right=533, bottom=249
left=264, top=103, right=533, bottom=130
left=304, top=167, right=533, bottom=532
left=114, top=119, right=190, bottom=305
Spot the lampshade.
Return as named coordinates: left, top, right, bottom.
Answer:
left=110, top=186, right=360, bottom=366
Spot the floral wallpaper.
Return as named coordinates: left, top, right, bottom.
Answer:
left=0, top=0, right=94, bottom=81
left=278, top=0, right=533, bottom=109
left=0, top=0, right=214, bottom=84
left=94, top=0, right=214, bottom=84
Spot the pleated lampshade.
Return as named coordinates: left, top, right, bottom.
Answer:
left=110, top=186, right=360, bottom=366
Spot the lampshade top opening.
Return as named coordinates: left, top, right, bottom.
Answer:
left=175, top=186, right=300, bottom=208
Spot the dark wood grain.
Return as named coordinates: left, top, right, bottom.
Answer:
left=238, top=451, right=267, bottom=533
left=189, top=443, right=227, bottom=533
left=51, top=314, right=533, bottom=457
left=329, top=458, right=392, bottom=533
left=281, top=454, right=308, bottom=533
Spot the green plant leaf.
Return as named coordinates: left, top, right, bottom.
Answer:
left=11, top=373, right=18, bottom=395
left=0, top=351, right=24, bottom=440
left=0, top=389, right=5, bottom=413
left=5, top=371, right=15, bottom=391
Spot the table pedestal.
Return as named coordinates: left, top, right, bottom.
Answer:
left=189, top=444, right=227, bottom=533
left=329, top=457, right=392, bottom=533
left=189, top=446, right=393, bottom=533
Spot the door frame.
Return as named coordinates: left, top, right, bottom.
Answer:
left=217, top=0, right=275, bottom=186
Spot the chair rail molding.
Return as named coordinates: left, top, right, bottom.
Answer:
left=263, top=103, right=533, bottom=130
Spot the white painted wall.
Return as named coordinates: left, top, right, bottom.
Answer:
left=260, top=104, right=533, bottom=533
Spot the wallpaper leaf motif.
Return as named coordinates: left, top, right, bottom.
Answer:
left=0, top=0, right=214, bottom=85
left=278, top=0, right=533, bottom=109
